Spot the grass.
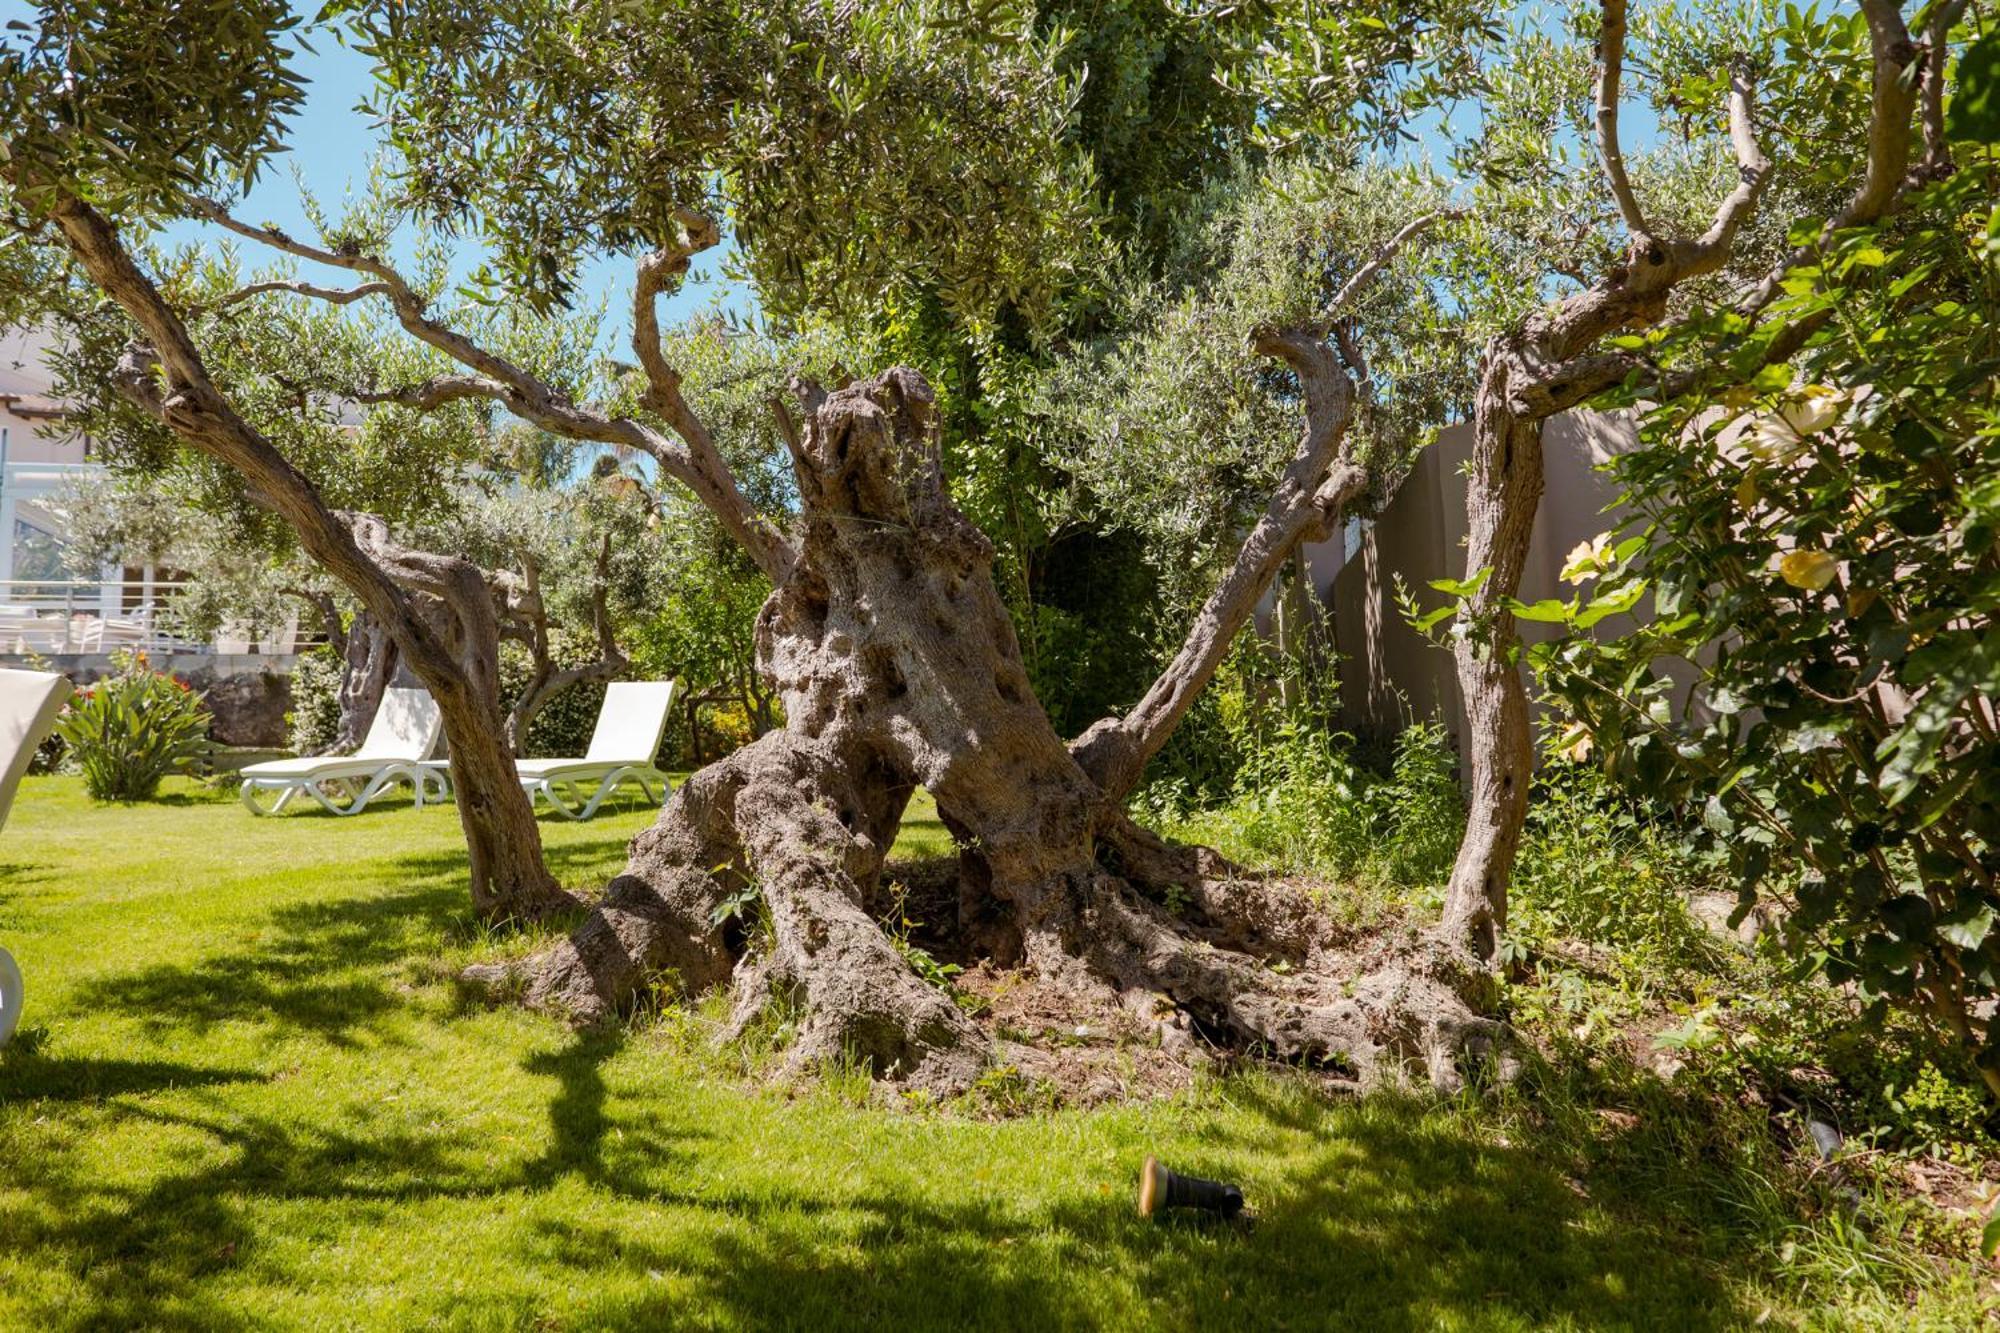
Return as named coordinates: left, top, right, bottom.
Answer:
left=1, top=775, right=1992, bottom=1330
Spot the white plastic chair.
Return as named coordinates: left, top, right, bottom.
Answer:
left=512, top=681, right=676, bottom=820
left=238, top=687, right=445, bottom=816
left=0, top=668, right=70, bottom=836
left=0, top=668, right=72, bottom=1049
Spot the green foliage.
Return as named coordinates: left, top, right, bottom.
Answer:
left=1145, top=720, right=1464, bottom=895
left=53, top=652, right=211, bottom=801
left=1946, top=32, right=2000, bottom=146
left=882, top=880, right=982, bottom=1015
left=1511, top=753, right=1723, bottom=972
left=1531, top=171, right=2000, bottom=1095
left=1043, top=161, right=1467, bottom=620
left=0, top=0, right=307, bottom=212
left=285, top=645, right=343, bottom=757
left=331, top=0, right=1102, bottom=327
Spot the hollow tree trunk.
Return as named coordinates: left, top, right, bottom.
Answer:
left=483, top=369, right=1505, bottom=1093
left=1442, top=359, right=1545, bottom=964
left=333, top=609, right=398, bottom=754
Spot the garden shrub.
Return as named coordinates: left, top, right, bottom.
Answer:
left=286, top=645, right=342, bottom=755
left=1534, top=174, right=2000, bottom=1098
left=55, top=651, right=211, bottom=801
left=1510, top=750, right=1720, bottom=972
left=1142, top=718, right=1465, bottom=893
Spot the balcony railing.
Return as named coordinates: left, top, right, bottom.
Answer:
left=0, top=578, right=236, bottom=656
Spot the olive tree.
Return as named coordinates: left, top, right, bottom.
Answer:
left=1425, top=0, right=1956, bottom=963
left=3, top=0, right=1538, bottom=1090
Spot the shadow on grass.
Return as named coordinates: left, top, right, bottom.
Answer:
left=475, top=1092, right=1759, bottom=1332
left=9, top=821, right=1781, bottom=1329
left=0, top=1047, right=265, bottom=1103
left=3, top=1020, right=1785, bottom=1331
left=389, top=827, right=643, bottom=897
left=0, top=1032, right=703, bottom=1329
left=62, top=822, right=642, bottom=1050
left=66, top=882, right=468, bottom=1046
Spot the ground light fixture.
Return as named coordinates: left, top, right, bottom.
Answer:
left=1138, top=1156, right=1246, bottom=1220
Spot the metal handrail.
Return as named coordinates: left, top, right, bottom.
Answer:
left=0, top=577, right=207, bottom=655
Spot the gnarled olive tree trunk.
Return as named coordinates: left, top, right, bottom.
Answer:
left=480, top=369, right=1505, bottom=1093
left=334, top=608, right=398, bottom=754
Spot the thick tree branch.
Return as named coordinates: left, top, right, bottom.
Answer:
left=631, top=208, right=720, bottom=414
left=1919, top=0, right=1966, bottom=177
left=1595, top=0, right=1652, bottom=241
left=1851, top=0, right=1924, bottom=221
left=1737, top=0, right=1918, bottom=319
left=37, top=192, right=464, bottom=694
left=1072, top=328, right=1362, bottom=800
left=1071, top=203, right=1463, bottom=798
left=1529, top=51, right=1769, bottom=368
left=1689, top=61, right=1773, bottom=259
left=23, top=181, right=572, bottom=918
left=196, top=201, right=795, bottom=581
left=1511, top=350, right=1644, bottom=417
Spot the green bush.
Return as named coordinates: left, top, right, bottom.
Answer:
left=55, top=652, right=212, bottom=801
left=286, top=645, right=343, bottom=755
left=1142, top=720, right=1464, bottom=892
left=1534, top=174, right=2000, bottom=1099
left=1510, top=750, right=1720, bottom=971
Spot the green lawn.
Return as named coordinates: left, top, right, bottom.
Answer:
left=0, top=775, right=1983, bottom=1330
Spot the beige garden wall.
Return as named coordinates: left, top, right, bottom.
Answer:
left=1309, top=409, right=1640, bottom=746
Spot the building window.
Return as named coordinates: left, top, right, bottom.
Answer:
left=12, top=517, right=70, bottom=588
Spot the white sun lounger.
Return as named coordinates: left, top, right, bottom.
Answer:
left=238, top=687, right=444, bottom=816
left=1, top=668, right=72, bottom=1047
left=512, top=680, right=676, bottom=820
left=0, top=668, right=70, bottom=837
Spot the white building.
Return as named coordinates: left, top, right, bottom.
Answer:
left=0, top=327, right=232, bottom=656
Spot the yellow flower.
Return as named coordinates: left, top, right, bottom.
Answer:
left=1743, top=386, right=1846, bottom=463
left=1562, top=534, right=1615, bottom=584
left=1735, top=470, right=1760, bottom=509
left=1778, top=549, right=1839, bottom=592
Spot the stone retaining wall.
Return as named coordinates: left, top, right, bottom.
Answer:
left=30, top=652, right=297, bottom=748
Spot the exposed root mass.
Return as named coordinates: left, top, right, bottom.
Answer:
left=465, top=367, right=1511, bottom=1103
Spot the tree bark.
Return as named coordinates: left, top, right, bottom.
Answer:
left=1071, top=328, right=1365, bottom=801
left=333, top=609, right=398, bottom=754
left=342, top=514, right=578, bottom=923
left=1441, top=364, right=1545, bottom=960
left=480, top=369, right=1504, bottom=1093
left=501, top=538, right=628, bottom=755
left=1433, top=0, right=1920, bottom=966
